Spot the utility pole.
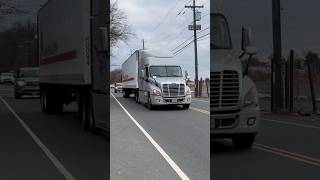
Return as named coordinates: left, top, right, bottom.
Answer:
left=272, top=0, right=284, bottom=112
left=142, top=39, right=145, bottom=50
left=185, top=0, right=203, bottom=98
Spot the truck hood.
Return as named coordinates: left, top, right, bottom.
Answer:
left=152, top=77, right=186, bottom=86
left=211, top=49, right=242, bottom=74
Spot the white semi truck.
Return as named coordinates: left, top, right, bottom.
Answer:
left=211, top=2, right=260, bottom=149
left=38, top=0, right=109, bottom=132
left=121, top=50, right=192, bottom=109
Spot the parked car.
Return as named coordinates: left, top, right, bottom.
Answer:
left=14, top=67, right=40, bottom=99
left=114, top=83, right=123, bottom=93
left=0, top=72, right=15, bottom=84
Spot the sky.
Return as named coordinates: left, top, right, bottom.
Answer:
left=222, top=0, right=320, bottom=60
left=111, top=0, right=210, bottom=79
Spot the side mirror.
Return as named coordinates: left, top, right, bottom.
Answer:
left=241, top=27, right=257, bottom=55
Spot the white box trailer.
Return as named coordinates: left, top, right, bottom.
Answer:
left=121, top=50, right=192, bottom=109
left=122, top=52, right=139, bottom=90
left=38, top=0, right=109, bottom=132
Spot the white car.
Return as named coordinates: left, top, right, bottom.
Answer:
left=0, top=72, right=15, bottom=84
left=114, top=83, right=123, bottom=93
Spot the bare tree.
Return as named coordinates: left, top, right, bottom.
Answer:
left=110, top=1, right=133, bottom=49
left=110, top=68, right=122, bottom=84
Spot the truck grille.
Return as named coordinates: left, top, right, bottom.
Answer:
left=162, top=83, right=185, bottom=97
left=26, top=81, right=39, bottom=87
left=211, top=70, right=240, bottom=108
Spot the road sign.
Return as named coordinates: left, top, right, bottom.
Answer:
left=188, top=24, right=201, bottom=31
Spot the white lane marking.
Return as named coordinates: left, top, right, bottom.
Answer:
left=192, top=99, right=209, bottom=103
left=111, top=93, right=190, bottom=180
left=0, top=96, right=76, bottom=180
left=262, top=118, right=320, bottom=130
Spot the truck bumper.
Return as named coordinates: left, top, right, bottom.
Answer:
left=150, top=94, right=192, bottom=105
left=211, top=105, right=260, bottom=137
left=15, top=87, right=40, bottom=95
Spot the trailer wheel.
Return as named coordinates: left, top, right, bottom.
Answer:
left=135, top=90, right=140, bottom=103
left=123, top=89, right=130, bottom=98
left=80, top=90, right=96, bottom=132
left=41, top=85, right=63, bottom=114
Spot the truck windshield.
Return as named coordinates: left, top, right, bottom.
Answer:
left=19, top=69, right=39, bottom=77
left=212, top=13, right=232, bottom=49
left=149, top=66, right=183, bottom=77
left=1, top=73, right=13, bottom=77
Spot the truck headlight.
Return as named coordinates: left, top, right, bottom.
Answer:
left=186, top=87, right=191, bottom=95
left=151, top=89, right=161, bottom=96
left=17, top=81, right=26, bottom=87
left=244, top=86, right=258, bottom=106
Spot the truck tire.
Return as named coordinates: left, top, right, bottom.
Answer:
left=232, top=134, right=255, bottom=149
left=79, top=90, right=95, bottom=132
left=135, top=90, right=140, bottom=103
left=147, top=94, right=154, bottom=110
left=41, top=85, right=63, bottom=114
left=182, top=104, right=190, bottom=109
left=14, top=92, right=21, bottom=99
left=123, top=89, right=130, bottom=98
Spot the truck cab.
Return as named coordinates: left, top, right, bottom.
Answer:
left=211, top=9, right=260, bottom=149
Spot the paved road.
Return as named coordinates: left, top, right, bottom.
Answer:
left=212, top=114, right=320, bottom=180
left=110, top=92, right=210, bottom=180
left=0, top=85, right=108, bottom=180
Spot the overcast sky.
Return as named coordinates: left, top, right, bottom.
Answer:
left=222, top=0, right=320, bottom=59
left=111, top=0, right=210, bottom=79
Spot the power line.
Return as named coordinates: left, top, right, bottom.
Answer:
left=173, top=33, right=210, bottom=56
left=150, top=0, right=185, bottom=34
left=171, top=27, right=209, bottom=52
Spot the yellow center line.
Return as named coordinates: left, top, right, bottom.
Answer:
left=253, top=143, right=320, bottom=167
left=190, top=107, right=210, bottom=115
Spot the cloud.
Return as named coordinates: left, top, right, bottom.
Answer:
left=112, top=0, right=210, bottom=79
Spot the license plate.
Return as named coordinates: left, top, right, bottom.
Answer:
left=172, top=99, right=178, bottom=103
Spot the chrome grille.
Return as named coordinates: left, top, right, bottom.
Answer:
left=162, top=83, right=185, bottom=97
left=211, top=70, right=240, bottom=108
left=26, top=81, right=39, bottom=87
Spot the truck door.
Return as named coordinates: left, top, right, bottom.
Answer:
left=90, top=0, right=109, bottom=133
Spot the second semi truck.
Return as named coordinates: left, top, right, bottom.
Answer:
left=121, top=50, right=192, bottom=109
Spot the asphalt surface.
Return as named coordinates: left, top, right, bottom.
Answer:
left=0, top=85, right=108, bottom=180
left=212, top=115, right=320, bottom=180
left=110, top=91, right=210, bottom=180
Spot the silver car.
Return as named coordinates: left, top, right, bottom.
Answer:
left=14, top=67, right=40, bottom=99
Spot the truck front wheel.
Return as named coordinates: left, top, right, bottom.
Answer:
left=232, top=134, right=255, bottom=149
left=147, top=94, right=154, bottom=110
left=182, top=104, right=190, bottom=109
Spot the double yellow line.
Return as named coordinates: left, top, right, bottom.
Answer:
left=254, top=143, right=320, bottom=167
left=190, top=107, right=320, bottom=167
left=190, top=107, right=210, bottom=115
